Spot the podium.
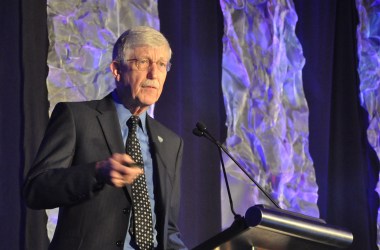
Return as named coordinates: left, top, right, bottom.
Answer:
left=193, top=205, right=353, bottom=250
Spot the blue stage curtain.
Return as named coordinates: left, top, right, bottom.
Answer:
left=296, top=1, right=379, bottom=249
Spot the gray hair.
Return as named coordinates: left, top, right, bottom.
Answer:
left=112, top=26, right=172, bottom=62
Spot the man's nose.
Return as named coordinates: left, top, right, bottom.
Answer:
left=147, top=62, right=159, bottom=79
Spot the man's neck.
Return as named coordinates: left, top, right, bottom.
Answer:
left=112, top=90, right=149, bottom=115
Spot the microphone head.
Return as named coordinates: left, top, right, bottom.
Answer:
left=192, top=128, right=204, bottom=137
left=196, top=121, right=207, bottom=132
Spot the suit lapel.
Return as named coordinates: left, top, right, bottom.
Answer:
left=95, top=95, right=125, bottom=154
left=95, top=95, right=132, bottom=197
left=146, top=116, right=175, bottom=184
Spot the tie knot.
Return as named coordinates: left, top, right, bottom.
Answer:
left=127, top=115, right=140, bottom=131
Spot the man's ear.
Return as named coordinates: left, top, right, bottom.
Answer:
left=110, top=61, right=120, bottom=81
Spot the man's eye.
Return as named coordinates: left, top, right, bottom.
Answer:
left=139, top=59, right=149, bottom=65
left=158, top=61, right=166, bottom=67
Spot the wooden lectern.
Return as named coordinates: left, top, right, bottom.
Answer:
left=193, top=205, right=353, bottom=250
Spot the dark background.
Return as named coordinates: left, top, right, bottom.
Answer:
left=0, top=0, right=378, bottom=249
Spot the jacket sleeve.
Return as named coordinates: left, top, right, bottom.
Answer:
left=23, top=102, right=104, bottom=209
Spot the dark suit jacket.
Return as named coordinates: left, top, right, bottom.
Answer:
left=23, top=95, right=186, bottom=250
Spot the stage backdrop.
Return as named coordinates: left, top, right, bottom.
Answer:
left=0, top=0, right=379, bottom=249
left=356, top=1, right=380, bottom=245
left=219, top=0, right=319, bottom=229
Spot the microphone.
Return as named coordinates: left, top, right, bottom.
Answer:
left=194, top=122, right=223, bottom=148
left=196, top=122, right=207, bottom=132
left=193, top=121, right=281, bottom=210
left=192, top=128, right=204, bottom=137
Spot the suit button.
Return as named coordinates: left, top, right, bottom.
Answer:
left=116, top=240, right=123, bottom=247
left=122, top=208, right=130, bottom=215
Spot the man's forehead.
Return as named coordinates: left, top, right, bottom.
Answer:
left=126, top=45, right=170, bottom=59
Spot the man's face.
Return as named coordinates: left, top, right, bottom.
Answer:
left=111, top=45, right=170, bottom=112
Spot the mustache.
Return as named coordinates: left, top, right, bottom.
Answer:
left=141, top=80, right=159, bottom=88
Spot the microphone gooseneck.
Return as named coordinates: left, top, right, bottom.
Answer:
left=193, top=121, right=281, bottom=210
left=194, top=123, right=240, bottom=219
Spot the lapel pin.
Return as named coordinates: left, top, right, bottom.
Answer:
left=157, top=136, right=163, bottom=143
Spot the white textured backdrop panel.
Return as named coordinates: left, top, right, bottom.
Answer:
left=356, top=0, right=380, bottom=247
left=45, top=0, right=159, bottom=240
left=219, top=0, right=319, bottom=228
left=46, top=0, right=159, bottom=113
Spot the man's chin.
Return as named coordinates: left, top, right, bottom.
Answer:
left=138, top=95, right=159, bottom=107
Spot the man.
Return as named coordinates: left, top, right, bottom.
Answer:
left=23, top=26, right=187, bottom=250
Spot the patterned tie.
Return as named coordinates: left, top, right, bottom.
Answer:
left=126, top=115, right=153, bottom=250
